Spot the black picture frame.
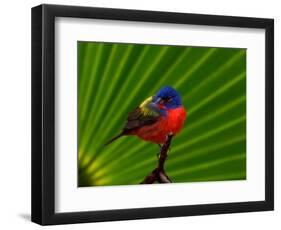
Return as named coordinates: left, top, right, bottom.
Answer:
left=31, top=4, right=274, bottom=225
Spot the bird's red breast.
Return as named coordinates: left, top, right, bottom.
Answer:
left=129, top=106, right=186, bottom=144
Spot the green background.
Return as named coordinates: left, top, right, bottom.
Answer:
left=78, top=41, right=246, bottom=187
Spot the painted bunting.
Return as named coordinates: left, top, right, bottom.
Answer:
left=105, top=86, right=186, bottom=145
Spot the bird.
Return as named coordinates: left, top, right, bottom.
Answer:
left=105, top=86, right=186, bottom=146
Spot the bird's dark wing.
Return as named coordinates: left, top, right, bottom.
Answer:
left=123, top=96, right=161, bottom=132
left=105, top=97, right=160, bottom=146
left=124, top=107, right=160, bottom=131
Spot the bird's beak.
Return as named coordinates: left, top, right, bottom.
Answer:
left=153, top=97, right=166, bottom=110
left=154, top=97, right=162, bottom=104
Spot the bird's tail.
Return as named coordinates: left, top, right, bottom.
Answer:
left=104, top=132, right=124, bottom=146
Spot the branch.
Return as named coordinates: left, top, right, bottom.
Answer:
left=140, top=134, right=173, bottom=184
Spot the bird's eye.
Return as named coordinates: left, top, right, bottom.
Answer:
left=156, top=97, right=172, bottom=105
left=163, top=97, right=173, bottom=103
left=167, top=97, right=173, bottom=102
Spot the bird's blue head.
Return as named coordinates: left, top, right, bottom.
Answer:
left=153, top=86, right=182, bottom=110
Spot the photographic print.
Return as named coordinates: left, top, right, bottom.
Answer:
left=78, top=41, right=246, bottom=187
left=32, top=5, right=274, bottom=224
